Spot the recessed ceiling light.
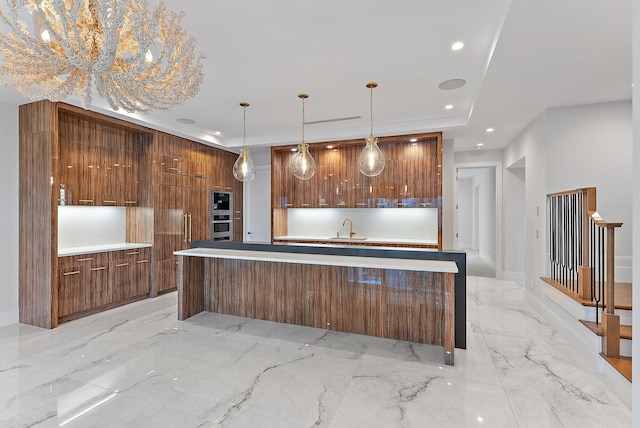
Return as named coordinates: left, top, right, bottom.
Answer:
left=176, top=117, right=196, bottom=125
left=477, top=143, right=484, bottom=147
left=451, top=41, right=464, bottom=51
left=409, top=138, right=418, bottom=143
left=213, top=131, right=222, bottom=136
left=438, top=79, right=466, bottom=90
left=486, top=128, right=494, bottom=133
left=327, top=145, right=334, bottom=149
left=445, top=104, right=453, bottom=110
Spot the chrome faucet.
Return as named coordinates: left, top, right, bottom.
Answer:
left=342, top=218, right=355, bottom=238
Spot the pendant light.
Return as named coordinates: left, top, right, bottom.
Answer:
left=291, top=93, right=317, bottom=180
left=233, top=102, right=256, bottom=182
left=358, top=82, right=385, bottom=177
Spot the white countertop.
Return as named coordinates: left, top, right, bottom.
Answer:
left=175, top=247, right=458, bottom=274
left=273, top=235, right=438, bottom=246
left=58, top=243, right=152, bottom=257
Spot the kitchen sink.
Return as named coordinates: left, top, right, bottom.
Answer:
left=328, top=236, right=367, bottom=241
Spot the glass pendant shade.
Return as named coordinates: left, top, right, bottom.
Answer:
left=233, top=102, right=255, bottom=182
left=291, top=93, right=316, bottom=180
left=359, top=81, right=385, bottom=177
left=233, top=146, right=255, bottom=182
left=358, top=135, right=385, bottom=177
left=291, top=142, right=316, bottom=180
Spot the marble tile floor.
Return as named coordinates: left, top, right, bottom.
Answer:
left=0, top=276, right=631, bottom=428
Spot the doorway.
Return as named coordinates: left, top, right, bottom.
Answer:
left=456, top=167, right=497, bottom=278
left=244, top=166, right=271, bottom=242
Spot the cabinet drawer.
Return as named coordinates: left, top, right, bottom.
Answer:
left=110, top=247, right=150, bottom=261
left=59, top=252, right=109, bottom=268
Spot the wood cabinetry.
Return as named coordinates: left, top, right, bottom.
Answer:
left=58, top=109, right=153, bottom=207
left=57, top=247, right=150, bottom=322
left=19, top=100, right=242, bottom=329
left=271, top=133, right=443, bottom=246
left=152, top=134, right=242, bottom=295
left=271, top=133, right=442, bottom=209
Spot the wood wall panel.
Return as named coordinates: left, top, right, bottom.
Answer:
left=19, top=101, right=58, bottom=328
left=201, top=258, right=453, bottom=361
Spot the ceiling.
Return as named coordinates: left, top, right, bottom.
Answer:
left=0, top=0, right=631, bottom=158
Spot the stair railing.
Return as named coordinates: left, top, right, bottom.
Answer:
left=546, top=187, right=623, bottom=358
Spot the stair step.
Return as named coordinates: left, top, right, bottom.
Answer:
left=600, top=353, right=632, bottom=382
left=579, top=320, right=633, bottom=340
left=541, top=277, right=632, bottom=310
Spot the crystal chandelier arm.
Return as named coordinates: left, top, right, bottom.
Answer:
left=93, top=0, right=128, bottom=73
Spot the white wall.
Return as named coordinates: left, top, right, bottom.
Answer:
left=457, top=178, right=473, bottom=248
left=503, top=112, right=548, bottom=294
left=546, top=101, right=633, bottom=281
left=441, top=139, right=455, bottom=250
left=475, top=168, right=496, bottom=268
left=631, top=0, right=640, bottom=420
left=0, top=102, right=18, bottom=327
left=503, top=162, right=526, bottom=281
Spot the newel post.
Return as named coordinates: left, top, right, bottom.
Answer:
left=578, top=188, right=596, bottom=300
left=602, top=223, right=622, bottom=358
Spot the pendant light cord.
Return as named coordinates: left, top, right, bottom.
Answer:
left=301, top=96, right=305, bottom=143
left=243, top=105, right=247, bottom=147
left=370, top=86, right=374, bottom=137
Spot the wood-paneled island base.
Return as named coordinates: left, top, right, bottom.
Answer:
left=175, top=247, right=459, bottom=365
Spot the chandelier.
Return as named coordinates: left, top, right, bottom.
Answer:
left=0, top=0, right=205, bottom=112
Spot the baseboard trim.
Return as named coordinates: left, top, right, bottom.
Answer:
left=503, top=270, right=524, bottom=283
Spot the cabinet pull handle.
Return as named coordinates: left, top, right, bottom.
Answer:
left=234, top=217, right=241, bottom=220
left=169, top=167, right=180, bottom=171
left=91, top=266, right=107, bottom=271
left=127, top=251, right=139, bottom=255
left=115, top=263, right=129, bottom=267
left=183, top=213, right=188, bottom=244
left=225, top=186, right=232, bottom=190
left=124, top=201, right=137, bottom=205
left=103, top=200, right=117, bottom=204
left=136, top=259, right=149, bottom=264
left=188, top=214, right=192, bottom=243
left=77, top=257, right=94, bottom=262
left=63, top=271, right=80, bottom=276
left=79, top=199, right=94, bottom=204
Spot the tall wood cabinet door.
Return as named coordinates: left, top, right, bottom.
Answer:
left=156, top=184, right=186, bottom=261
left=233, top=181, right=243, bottom=241
left=58, top=264, right=89, bottom=318
left=100, top=147, right=125, bottom=206
left=183, top=187, right=209, bottom=245
left=123, top=149, right=139, bottom=206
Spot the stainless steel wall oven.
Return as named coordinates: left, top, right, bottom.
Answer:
left=210, top=191, right=233, bottom=240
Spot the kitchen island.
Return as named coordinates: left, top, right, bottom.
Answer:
left=175, top=242, right=465, bottom=365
